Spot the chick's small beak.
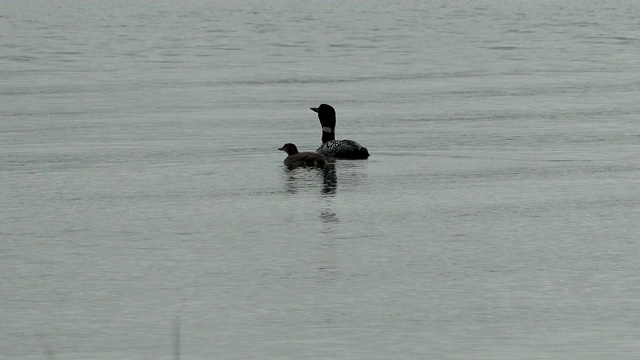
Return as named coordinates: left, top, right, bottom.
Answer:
left=310, top=107, right=319, bottom=113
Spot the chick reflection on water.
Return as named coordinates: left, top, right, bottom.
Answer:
left=279, top=143, right=337, bottom=195
left=282, top=162, right=338, bottom=195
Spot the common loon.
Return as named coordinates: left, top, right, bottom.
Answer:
left=311, top=104, right=369, bottom=159
left=278, top=143, right=329, bottom=169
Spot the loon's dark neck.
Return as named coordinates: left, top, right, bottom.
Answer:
left=321, top=128, right=335, bottom=144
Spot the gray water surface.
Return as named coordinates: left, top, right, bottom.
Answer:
left=2, top=1, right=640, bottom=359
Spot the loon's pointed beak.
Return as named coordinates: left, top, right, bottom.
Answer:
left=310, top=107, right=319, bottom=113
left=278, top=146, right=285, bottom=151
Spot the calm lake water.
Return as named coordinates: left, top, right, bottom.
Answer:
left=2, top=1, right=640, bottom=359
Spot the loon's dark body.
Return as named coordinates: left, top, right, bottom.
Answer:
left=311, top=104, right=369, bottom=160
left=278, top=143, right=328, bottom=169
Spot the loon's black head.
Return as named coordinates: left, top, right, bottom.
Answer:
left=278, top=143, right=299, bottom=156
left=310, top=104, right=336, bottom=130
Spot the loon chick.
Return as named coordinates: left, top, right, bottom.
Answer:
left=278, top=143, right=328, bottom=169
left=311, top=104, right=369, bottom=159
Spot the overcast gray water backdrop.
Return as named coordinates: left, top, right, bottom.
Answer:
left=2, top=0, right=640, bottom=358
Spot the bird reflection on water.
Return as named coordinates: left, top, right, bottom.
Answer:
left=282, top=160, right=368, bottom=228
left=283, top=161, right=337, bottom=195
left=321, top=163, right=337, bottom=195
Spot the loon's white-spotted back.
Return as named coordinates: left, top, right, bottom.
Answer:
left=317, top=139, right=369, bottom=159
left=310, top=104, right=369, bottom=159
